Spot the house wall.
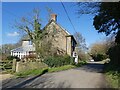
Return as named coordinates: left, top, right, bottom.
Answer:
left=44, top=21, right=76, bottom=56
left=66, top=36, right=72, bottom=56
left=11, top=51, right=29, bottom=59
left=45, top=22, right=68, bottom=55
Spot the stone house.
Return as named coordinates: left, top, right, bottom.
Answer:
left=11, top=14, right=77, bottom=59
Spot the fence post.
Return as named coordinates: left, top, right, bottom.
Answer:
left=12, top=59, right=16, bottom=72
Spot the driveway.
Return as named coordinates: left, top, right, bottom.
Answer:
left=2, top=62, right=109, bottom=88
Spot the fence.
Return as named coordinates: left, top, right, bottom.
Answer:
left=0, top=60, right=13, bottom=70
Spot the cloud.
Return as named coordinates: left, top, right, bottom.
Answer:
left=7, top=32, right=19, bottom=37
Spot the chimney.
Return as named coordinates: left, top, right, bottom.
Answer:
left=50, top=14, right=57, bottom=22
left=22, top=39, right=30, bottom=47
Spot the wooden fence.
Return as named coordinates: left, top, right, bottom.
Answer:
left=0, top=60, right=13, bottom=70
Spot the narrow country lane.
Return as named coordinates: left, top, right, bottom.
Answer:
left=2, top=62, right=109, bottom=88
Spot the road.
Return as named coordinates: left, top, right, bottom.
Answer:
left=2, top=62, right=109, bottom=88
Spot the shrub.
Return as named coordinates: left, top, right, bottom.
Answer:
left=107, top=44, right=120, bottom=66
left=43, top=55, right=74, bottom=67
left=15, top=68, right=48, bottom=77
left=22, top=54, right=36, bottom=60
left=7, top=56, right=20, bottom=61
left=91, top=54, right=107, bottom=61
left=48, top=65, right=76, bottom=73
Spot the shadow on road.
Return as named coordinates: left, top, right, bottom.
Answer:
left=3, top=73, right=71, bottom=88
left=3, top=62, right=105, bottom=88
left=74, top=62, right=104, bottom=73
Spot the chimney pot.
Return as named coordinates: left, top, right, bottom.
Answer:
left=50, top=14, right=57, bottom=22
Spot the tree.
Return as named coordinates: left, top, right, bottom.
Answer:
left=14, top=9, right=45, bottom=58
left=15, top=9, right=59, bottom=59
left=93, top=2, right=120, bottom=44
left=73, top=32, right=87, bottom=51
left=89, top=41, right=109, bottom=61
left=73, top=32, right=88, bottom=60
left=77, top=2, right=100, bottom=15
left=77, top=2, right=120, bottom=44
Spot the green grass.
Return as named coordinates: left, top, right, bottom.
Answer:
left=48, top=65, right=76, bottom=73
left=14, top=65, right=76, bottom=77
left=15, top=68, right=48, bottom=77
left=11, top=61, right=87, bottom=78
left=104, top=63, right=120, bottom=88
left=105, top=71, right=119, bottom=88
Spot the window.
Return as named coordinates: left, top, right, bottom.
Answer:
left=29, top=41, right=32, bottom=45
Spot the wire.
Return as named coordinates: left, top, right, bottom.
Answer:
left=60, top=0, right=77, bottom=33
left=3, top=8, right=21, bottom=19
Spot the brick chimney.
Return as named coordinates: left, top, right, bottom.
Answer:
left=50, top=14, right=57, bottom=22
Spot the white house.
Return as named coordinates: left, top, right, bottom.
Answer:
left=11, top=39, right=35, bottom=59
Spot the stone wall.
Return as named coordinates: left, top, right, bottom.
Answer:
left=15, top=61, right=48, bottom=72
left=45, top=21, right=72, bottom=56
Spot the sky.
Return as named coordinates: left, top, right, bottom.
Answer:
left=1, top=2, right=106, bottom=47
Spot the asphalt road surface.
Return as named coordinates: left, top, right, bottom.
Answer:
left=2, top=62, right=109, bottom=88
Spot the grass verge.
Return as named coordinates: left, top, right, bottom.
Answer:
left=15, top=68, right=48, bottom=78
left=15, top=65, right=77, bottom=77
left=48, top=65, right=76, bottom=73
left=10, top=61, right=87, bottom=78
left=104, top=63, right=120, bottom=88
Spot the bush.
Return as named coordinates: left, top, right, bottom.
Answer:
left=7, top=56, right=20, bottom=61
left=22, top=54, right=37, bottom=60
left=43, top=55, right=74, bottom=67
left=107, top=44, right=120, bottom=66
left=104, top=63, right=120, bottom=88
left=91, top=54, right=107, bottom=61
left=48, top=65, right=76, bottom=73
left=15, top=68, right=48, bottom=77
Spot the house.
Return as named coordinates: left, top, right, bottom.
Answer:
left=11, top=39, right=35, bottom=59
left=11, top=14, right=77, bottom=59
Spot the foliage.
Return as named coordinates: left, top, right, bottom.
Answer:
left=89, top=41, right=109, bottom=61
left=15, top=9, right=62, bottom=59
left=15, top=65, right=76, bottom=77
left=93, top=2, right=120, bottom=44
left=73, top=32, right=88, bottom=61
left=75, top=60, right=87, bottom=67
left=0, top=43, right=21, bottom=60
left=6, top=56, right=20, bottom=61
left=43, top=55, right=74, bottom=67
left=91, top=53, right=107, bottom=61
left=77, top=2, right=120, bottom=44
left=73, top=32, right=87, bottom=51
left=104, top=44, right=120, bottom=88
left=77, top=2, right=100, bottom=15
left=22, top=54, right=37, bottom=60
left=48, top=65, right=76, bottom=73
left=78, top=51, right=88, bottom=61
left=107, top=44, right=120, bottom=66
left=104, top=63, right=120, bottom=88
left=15, top=68, right=48, bottom=77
